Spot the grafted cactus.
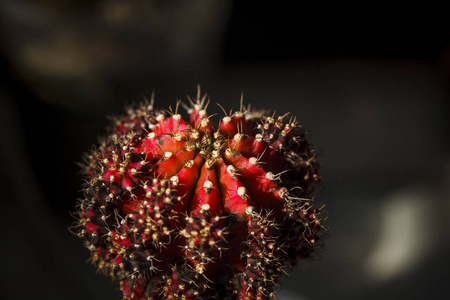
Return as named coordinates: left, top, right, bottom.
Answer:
left=74, top=88, right=324, bottom=299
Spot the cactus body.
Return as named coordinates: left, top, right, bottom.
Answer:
left=74, top=90, right=323, bottom=299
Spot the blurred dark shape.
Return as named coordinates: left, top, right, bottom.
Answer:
left=1, top=1, right=450, bottom=299
left=0, top=0, right=232, bottom=111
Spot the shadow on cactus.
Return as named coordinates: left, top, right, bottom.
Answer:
left=72, top=87, right=325, bottom=299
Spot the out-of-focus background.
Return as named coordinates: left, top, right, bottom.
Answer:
left=1, top=1, right=449, bottom=299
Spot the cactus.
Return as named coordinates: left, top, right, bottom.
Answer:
left=73, top=88, right=323, bottom=299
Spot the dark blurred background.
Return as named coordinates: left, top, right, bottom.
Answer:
left=1, top=1, right=449, bottom=299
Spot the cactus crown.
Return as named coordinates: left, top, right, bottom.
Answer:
left=73, top=88, right=323, bottom=299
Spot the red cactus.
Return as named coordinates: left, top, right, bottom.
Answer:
left=74, top=88, right=323, bottom=299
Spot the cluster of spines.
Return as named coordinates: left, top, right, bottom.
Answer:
left=181, top=205, right=227, bottom=277
left=282, top=198, right=326, bottom=264
left=74, top=88, right=323, bottom=300
left=77, top=175, right=183, bottom=299
left=156, top=205, right=229, bottom=299
left=255, top=114, right=320, bottom=195
left=230, top=209, right=285, bottom=300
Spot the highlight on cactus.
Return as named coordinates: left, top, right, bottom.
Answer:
left=73, top=87, right=324, bottom=299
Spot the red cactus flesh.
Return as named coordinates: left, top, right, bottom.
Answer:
left=74, top=88, right=323, bottom=300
